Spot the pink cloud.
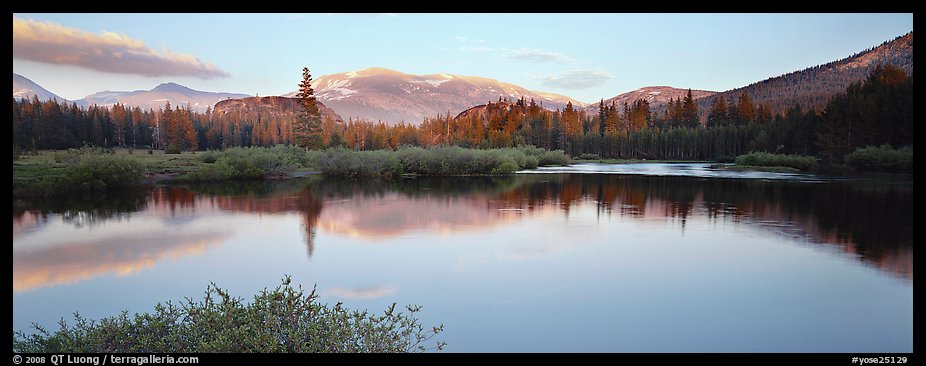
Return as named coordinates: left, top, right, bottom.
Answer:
left=13, top=17, right=230, bottom=79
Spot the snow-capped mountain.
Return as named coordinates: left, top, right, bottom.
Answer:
left=77, top=82, right=250, bottom=112
left=283, top=67, right=586, bottom=125
left=13, top=73, right=67, bottom=103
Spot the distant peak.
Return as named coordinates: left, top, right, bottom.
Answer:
left=359, top=67, right=401, bottom=73
left=152, top=82, right=194, bottom=93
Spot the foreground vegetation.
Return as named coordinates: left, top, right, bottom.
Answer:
left=13, top=277, right=445, bottom=353
left=316, top=145, right=569, bottom=178
left=733, top=151, right=818, bottom=171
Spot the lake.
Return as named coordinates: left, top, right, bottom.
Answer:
left=12, top=163, right=913, bottom=352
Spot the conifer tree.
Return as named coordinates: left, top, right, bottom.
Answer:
left=295, top=67, right=322, bottom=151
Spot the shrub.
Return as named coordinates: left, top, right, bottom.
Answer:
left=492, top=159, right=519, bottom=174
left=538, top=150, right=571, bottom=166
left=200, top=150, right=220, bottom=164
left=66, top=155, right=146, bottom=194
left=182, top=146, right=311, bottom=182
left=165, top=147, right=182, bottom=155
left=844, top=145, right=913, bottom=172
left=578, top=153, right=601, bottom=160
left=734, top=151, right=817, bottom=171
left=13, top=277, right=445, bottom=353
left=15, top=154, right=148, bottom=197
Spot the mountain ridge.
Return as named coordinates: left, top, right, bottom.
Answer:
left=13, top=73, right=67, bottom=103
left=282, top=67, right=585, bottom=125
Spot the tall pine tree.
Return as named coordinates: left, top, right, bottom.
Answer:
left=295, top=67, right=322, bottom=151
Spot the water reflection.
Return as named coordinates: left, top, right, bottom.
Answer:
left=12, top=173, right=912, bottom=293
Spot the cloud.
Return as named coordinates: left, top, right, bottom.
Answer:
left=539, top=70, right=614, bottom=90
left=13, top=17, right=229, bottom=79
left=504, top=48, right=574, bottom=64
left=324, top=285, right=397, bottom=300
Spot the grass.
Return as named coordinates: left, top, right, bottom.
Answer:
left=13, top=276, right=445, bottom=353
left=13, top=147, right=148, bottom=197
left=733, top=151, right=818, bottom=171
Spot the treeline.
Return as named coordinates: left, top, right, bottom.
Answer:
left=13, top=65, right=911, bottom=164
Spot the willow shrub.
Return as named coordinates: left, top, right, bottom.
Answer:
left=13, top=276, right=445, bottom=353
left=318, top=146, right=568, bottom=178
left=844, top=145, right=913, bottom=172
left=734, top=151, right=818, bottom=171
left=184, top=145, right=313, bottom=182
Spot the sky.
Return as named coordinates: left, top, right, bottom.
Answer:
left=12, top=13, right=913, bottom=104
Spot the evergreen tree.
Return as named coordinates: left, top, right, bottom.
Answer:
left=598, top=99, right=607, bottom=137
left=708, top=96, right=728, bottom=127
left=295, top=67, right=322, bottom=151
left=682, top=89, right=699, bottom=127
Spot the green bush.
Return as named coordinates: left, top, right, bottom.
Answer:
left=578, top=153, right=601, bottom=160
left=13, top=277, right=445, bottom=353
left=200, top=150, right=220, bottom=164
left=182, top=146, right=312, bottom=182
left=492, top=159, right=519, bottom=174
left=66, top=155, right=146, bottom=194
left=538, top=150, right=571, bottom=166
left=17, top=154, right=146, bottom=197
left=734, top=151, right=817, bottom=171
left=165, top=147, right=182, bottom=155
left=844, top=145, right=913, bottom=172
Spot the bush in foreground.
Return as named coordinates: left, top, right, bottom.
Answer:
left=734, top=151, right=818, bottom=171
left=844, top=144, right=913, bottom=172
left=13, top=276, right=445, bottom=353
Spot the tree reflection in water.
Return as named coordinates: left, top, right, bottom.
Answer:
left=13, top=173, right=912, bottom=283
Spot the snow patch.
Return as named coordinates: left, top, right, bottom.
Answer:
left=417, top=79, right=449, bottom=87
left=318, top=87, right=357, bottom=100
left=325, top=79, right=350, bottom=90
left=439, top=73, right=454, bottom=79
left=648, top=91, right=662, bottom=95
left=346, top=71, right=359, bottom=78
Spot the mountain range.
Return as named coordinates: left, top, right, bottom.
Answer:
left=283, top=67, right=584, bottom=125
left=13, top=31, right=913, bottom=125
left=12, top=74, right=249, bottom=113
left=78, top=82, right=249, bottom=113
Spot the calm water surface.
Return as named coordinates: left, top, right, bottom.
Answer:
left=13, top=163, right=912, bottom=352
